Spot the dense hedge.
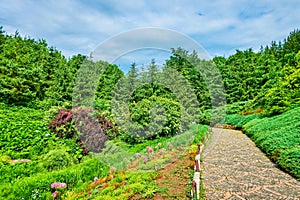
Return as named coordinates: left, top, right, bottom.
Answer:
left=225, top=107, right=300, bottom=179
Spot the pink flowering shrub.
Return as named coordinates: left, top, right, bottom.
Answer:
left=159, top=149, right=164, bottom=155
left=143, top=156, right=148, bottom=164
left=51, top=182, right=66, bottom=199
left=109, top=167, right=115, bottom=174
left=135, top=153, right=141, bottom=158
left=51, top=191, right=59, bottom=199
left=51, top=182, right=67, bottom=189
left=146, top=146, right=154, bottom=153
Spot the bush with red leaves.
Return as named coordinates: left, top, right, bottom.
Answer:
left=48, top=107, right=118, bottom=153
left=48, top=109, right=76, bottom=139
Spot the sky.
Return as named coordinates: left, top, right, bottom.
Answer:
left=1, top=0, right=300, bottom=70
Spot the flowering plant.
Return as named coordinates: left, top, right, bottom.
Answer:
left=50, top=182, right=67, bottom=199
left=51, top=182, right=67, bottom=189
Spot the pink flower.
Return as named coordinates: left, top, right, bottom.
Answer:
left=186, top=131, right=190, bottom=135
left=169, top=144, right=173, bottom=150
left=52, top=191, right=59, bottom=199
left=135, top=153, right=141, bottom=158
left=143, top=156, right=148, bottom=164
left=146, top=146, right=154, bottom=153
left=51, top=182, right=67, bottom=189
left=109, top=167, right=115, bottom=174
left=94, top=177, right=99, bottom=182
left=159, top=149, right=164, bottom=155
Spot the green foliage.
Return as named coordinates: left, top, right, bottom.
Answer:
left=0, top=161, right=41, bottom=184
left=96, top=64, right=124, bottom=102
left=166, top=48, right=210, bottom=109
left=0, top=158, right=109, bottom=199
left=1, top=26, right=300, bottom=199
left=85, top=171, right=159, bottom=200
left=277, top=148, right=300, bottom=179
left=0, top=103, right=55, bottom=159
left=225, top=101, right=251, bottom=115
left=214, top=48, right=276, bottom=104
left=228, top=107, right=300, bottom=179
left=214, top=30, right=300, bottom=115
left=256, top=57, right=300, bottom=115
left=0, top=103, right=82, bottom=159
left=224, top=114, right=262, bottom=128
left=190, top=124, right=209, bottom=145
left=40, top=149, right=76, bottom=171
left=0, top=29, right=86, bottom=107
left=129, top=96, right=181, bottom=140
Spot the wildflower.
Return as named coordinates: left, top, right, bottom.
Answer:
left=169, top=144, right=173, bottom=150
left=143, top=156, right=148, bottom=164
left=135, top=153, right=141, bottom=158
left=109, top=167, right=115, bottom=174
left=157, top=142, right=162, bottom=147
left=186, top=131, right=190, bottom=135
left=94, top=177, right=99, bottom=182
left=159, top=149, right=164, bottom=155
left=52, top=191, right=59, bottom=199
left=123, top=157, right=128, bottom=162
left=146, top=146, right=154, bottom=153
left=51, top=182, right=67, bottom=189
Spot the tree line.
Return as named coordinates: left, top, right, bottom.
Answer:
left=1, top=26, right=299, bottom=120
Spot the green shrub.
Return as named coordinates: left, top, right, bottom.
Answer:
left=121, top=96, right=182, bottom=143
left=0, top=104, right=55, bottom=159
left=40, top=149, right=76, bottom=171
left=224, top=114, right=261, bottom=128
left=226, top=101, right=251, bottom=114
left=0, top=158, right=108, bottom=199
left=277, top=148, right=300, bottom=180
left=0, top=161, right=42, bottom=184
left=234, top=107, right=300, bottom=179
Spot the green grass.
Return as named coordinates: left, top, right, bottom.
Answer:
left=87, top=171, right=159, bottom=200
left=0, top=103, right=209, bottom=199
left=0, top=158, right=109, bottom=199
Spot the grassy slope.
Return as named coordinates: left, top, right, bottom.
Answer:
left=225, top=107, right=300, bottom=179
left=0, top=103, right=208, bottom=199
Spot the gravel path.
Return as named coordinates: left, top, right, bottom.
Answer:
left=202, top=128, right=300, bottom=200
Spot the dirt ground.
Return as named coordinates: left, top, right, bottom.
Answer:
left=130, top=150, right=194, bottom=200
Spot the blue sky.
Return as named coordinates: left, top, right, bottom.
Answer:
left=1, top=0, right=299, bottom=69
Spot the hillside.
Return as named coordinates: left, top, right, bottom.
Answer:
left=0, top=27, right=299, bottom=199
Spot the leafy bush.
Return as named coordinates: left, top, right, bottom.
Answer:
left=40, top=149, right=76, bottom=171
left=48, top=109, right=76, bottom=139
left=72, top=107, right=108, bottom=153
left=0, top=103, right=56, bottom=159
left=125, top=96, right=181, bottom=143
left=0, top=161, right=42, bottom=184
left=48, top=107, right=119, bottom=154
left=226, top=101, right=251, bottom=114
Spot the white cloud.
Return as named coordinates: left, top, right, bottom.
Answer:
left=0, top=0, right=299, bottom=61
